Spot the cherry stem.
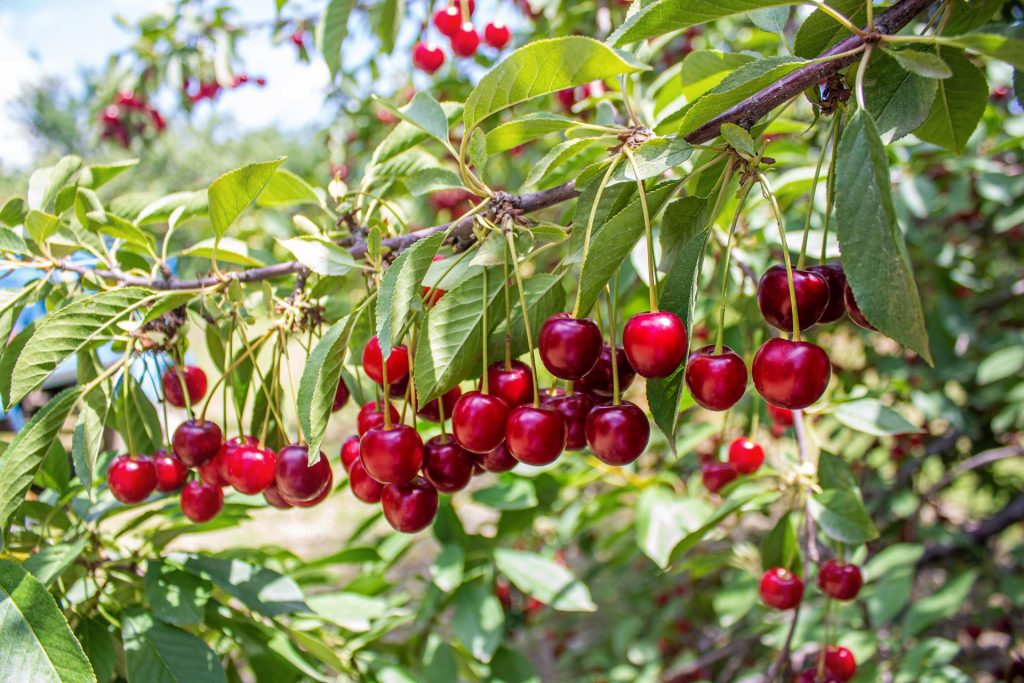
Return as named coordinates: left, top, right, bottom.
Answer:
left=505, top=228, right=541, bottom=408
left=855, top=44, right=873, bottom=111
left=623, top=148, right=658, bottom=312
left=408, top=327, right=419, bottom=421
left=758, top=173, right=802, bottom=341
left=714, top=177, right=754, bottom=355
left=606, top=281, right=621, bottom=406
left=228, top=315, right=243, bottom=437
left=503, top=237, right=513, bottom=369
left=571, top=154, right=623, bottom=318
left=200, top=328, right=275, bottom=420
left=121, top=356, right=139, bottom=456
left=820, top=113, right=844, bottom=264
left=706, top=158, right=738, bottom=353
left=817, top=598, right=835, bottom=679
left=797, top=114, right=840, bottom=270
left=280, top=331, right=304, bottom=444
left=480, top=265, right=490, bottom=395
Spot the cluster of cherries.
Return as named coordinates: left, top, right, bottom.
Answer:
left=98, top=90, right=166, bottom=149
left=413, top=0, right=512, bottom=74
left=183, top=72, right=267, bottom=105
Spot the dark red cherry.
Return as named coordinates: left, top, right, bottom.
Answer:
left=701, top=462, right=738, bottom=494
left=487, top=360, right=534, bottom=407
left=350, top=459, right=386, bottom=503
left=623, top=311, right=687, bottom=379
left=505, top=405, right=566, bottom=466
left=452, top=391, right=510, bottom=454
left=198, top=453, right=230, bottom=487
left=575, top=345, right=635, bottom=398
left=418, top=385, right=462, bottom=423
left=360, top=424, right=424, bottom=484
left=818, top=560, right=863, bottom=601
left=283, top=468, right=333, bottom=507
left=843, top=282, right=875, bottom=330
left=340, top=435, right=360, bottom=472
left=433, top=6, right=460, bottom=36
left=795, top=669, right=836, bottom=682
left=727, top=437, right=764, bottom=475
left=544, top=392, right=594, bottom=451
left=263, top=483, right=293, bottom=509
left=108, top=455, right=157, bottom=503
left=152, top=449, right=188, bottom=492
left=483, top=21, right=511, bottom=49
left=760, top=567, right=804, bottom=610
left=180, top=480, right=224, bottom=522
left=752, top=338, right=831, bottom=410
left=382, top=476, right=439, bottom=532
left=225, top=445, right=277, bottom=495
left=806, top=264, right=847, bottom=324
left=413, top=41, right=445, bottom=74
left=684, top=345, right=748, bottom=411
left=767, top=404, right=794, bottom=426
left=757, top=265, right=829, bottom=332
left=584, top=402, right=649, bottom=465
left=357, top=400, right=400, bottom=436
left=824, top=645, right=856, bottom=681
left=274, top=444, right=332, bottom=502
left=538, top=313, right=603, bottom=380
left=361, top=336, right=410, bottom=385
left=451, top=22, right=480, bottom=57
left=423, top=435, right=474, bottom=493
left=387, top=374, right=409, bottom=400
left=476, top=443, right=517, bottom=472
left=161, top=365, right=207, bottom=408
left=172, top=419, right=223, bottom=467
left=332, top=378, right=350, bottom=412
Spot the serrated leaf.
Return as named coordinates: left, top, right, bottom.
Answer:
left=317, top=0, right=355, bottom=77
left=833, top=398, right=922, bottom=436
left=635, top=488, right=711, bottom=568
left=208, top=158, right=285, bottom=238
left=376, top=0, right=404, bottom=53
left=181, top=237, right=265, bottom=267
left=429, top=545, right=465, bottom=593
left=668, top=482, right=779, bottom=564
left=485, top=113, right=578, bottom=153
left=406, top=168, right=464, bottom=196
left=122, top=609, right=224, bottom=683
left=942, top=29, right=1024, bottom=71
left=256, top=168, right=322, bottom=208
left=719, top=123, right=756, bottom=157
left=277, top=236, right=358, bottom=276
left=170, top=553, right=307, bottom=617
left=494, top=550, right=596, bottom=612
left=0, top=227, right=31, bottom=256
left=794, top=0, right=866, bottom=58
left=865, top=51, right=938, bottom=143
left=372, top=103, right=464, bottom=168
left=486, top=273, right=566, bottom=363
left=913, top=48, right=987, bottom=154
left=385, top=92, right=450, bottom=147
left=376, top=233, right=445, bottom=356
left=616, top=136, right=695, bottom=182
left=809, top=489, right=879, bottom=545
left=749, top=6, right=789, bottom=33
left=525, top=137, right=606, bottom=188
left=74, top=618, right=114, bottom=683
left=24, top=538, right=88, bottom=587
left=609, top=0, right=799, bottom=46
left=679, top=50, right=756, bottom=103
left=883, top=47, right=953, bottom=79
left=298, top=313, right=360, bottom=457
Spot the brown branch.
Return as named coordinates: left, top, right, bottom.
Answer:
left=921, top=445, right=1024, bottom=502
left=919, top=492, right=1024, bottom=564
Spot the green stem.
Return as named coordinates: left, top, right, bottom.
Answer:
left=481, top=266, right=490, bottom=395
left=820, top=113, right=844, bottom=264
left=622, top=147, right=658, bottom=312
left=571, top=154, right=623, bottom=318
left=280, top=332, right=303, bottom=444
left=505, top=230, right=541, bottom=407
left=714, top=179, right=755, bottom=354
left=855, top=45, right=873, bottom=111
left=606, top=282, right=621, bottom=406
left=121, top=355, right=138, bottom=456
left=798, top=115, right=840, bottom=269
left=759, top=173, right=802, bottom=341
left=200, top=328, right=275, bottom=421
left=503, top=237, right=513, bottom=369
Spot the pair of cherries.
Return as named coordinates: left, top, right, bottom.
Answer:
left=795, top=646, right=857, bottom=682
left=700, top=437, right=765, bottom=494
left=760, top=560, right=863, bottom=611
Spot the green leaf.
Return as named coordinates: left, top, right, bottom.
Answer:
left=28, top=155, right=83, bottom=213
left=429, top=544, right=465, bottom=593
left=256, top=168, right=322, bottom=208
left=490, top=647, right=540, bottom=683
left=0, top=227, right=31, bottom=256
left=372, top=103, right=464, bottom=167
left=376, top=233, right=445, bottom=356
left=942, top=29, right=1024, bottom=71
left=137, top=191, right=207, bottom=227
left=170, top=553, right=308, bottom=617
left=0, top=197, right=28, bottom=227
left=943, top=0, right=1005, bottom=34
left=835, top=110, right=932, bottom=363
left=422, top=635, right=457, bottom=683
left=832, top=398, right=923, bottom=436
left=277, top=236, right=358, bottom=276
left=74, top=618, right=115, bottom=683
left=524, top=137, right=606, bottom=188
left=883, top=47, right=953, bottom=79
left=207, top=158, right=285, bottom=238
left=615, top=136, right=695, bottom=182
left=902, top=570, right=977, bottom=637
left=82, top=159, right=139, bottom=189
left=24, top=538, right=88, bottom=586
left=635, top=488, right=712, bottom=569
left=144, top=562, right=211, bottom=626
left=808, top=489, right=879, bottom=545
left=667, top=482, right=779, bottom=565
left=471, top=479, right=539, bottom=510
left=865, top=51, right=939, bottom=143
left=406, top=168, right=464, bottom=196
left=122, top=609, right=225, bottom=683
left=376, top=0, right=404, bottom=53
left=977, top=345, right=1024, bottom=384
left=678, top=50, right=756, bottom=103
left=463, top=37, right=646, bottom=130
left=913, top=48, right=987, bottom=154
left=25, top=210, right=62, bottom=245
left=386, top=92, right=450, bottom=147
left=817, top=452, right=859, bottom=492
left=0, top=559, right=94, bottom=683
left=485, top=113, right=578, bottom=153
left=181, top=237, right=265, bottom=267
left=494, top=549, right=596, bottom=612
left=794, top=0, right=866, bottom=58
left=453, top=582, right=505, bottom=663
left=317, top=0, right=355, bottom=77
left=761, top=512, right=799, bottom=572
left=298, top=313, right=360, bottom=460
left=609, top=0, right=799, bottom=47
left=749, top=6, right=789, bottom=34
left=719, top=123, right=756, bottom=157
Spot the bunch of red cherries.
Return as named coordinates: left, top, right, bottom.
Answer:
left=183, top=73, right=267, bottom=105
left=413, top=0, right=513, bottom=74
left=98, top=91, right=167, bottom=149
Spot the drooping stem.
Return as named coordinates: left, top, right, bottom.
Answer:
left=571, top=154, right=623, bottom=318
left=503, top=237, right=513, bottom=369
left=480, top=265, right=490, bottom=395
left=280, top=331, right=304, bottom=444
left=200, top=328, right=276, bottom=420
left=505, top=229, right=541, bottom=407
left=758, top=173, right=802, bottom=341
left=798, top=114, right=840, bottom=269
left=622, top=147, right=659, bottom=312
left=820, top=113, right=845, bottom=264
left=121, top=356, right=139, bottom=456
left=714, top=179, right=755, bottom=355
left=606, top=279, right=621, bottom=406
left=855, top=44, right=873, bottom=111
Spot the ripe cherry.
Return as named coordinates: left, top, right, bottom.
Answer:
left=161, top=365, right=207, bottom=408
left=505, top=405, right=567, bottom=466
left=340, top=435, right=361, bottom=472
left=544, top=392, right=594, bottom=451
left=451, top=22, right=480, bottom=57
left=381, top=476, right=439, bottom=532
left=225, top=445, right=277, bottom=495
left=684, top=345, right=747, bottom=411
left=181, top=480, right=224, bottom=522
left=727, top=437, right=765, bottom=474
left=539, top=313, right=603, bottom=380
left=760, top=567, right=804, bottom=610
left=767, top=404, right=794, bottom=426
left=283, top=468, right=333, bottom=507
left=575, top=345, right=635, bottom=398
left=757, top=265, right=829, bottom=332
left=824, top=645, right=856, bottom=681
left=350, top=459, right=386, bottom=503
left=487, top=360, right=534, bottom=407
left=152, top=450, right=188, bottom=492
left=108, top=455, right=157, bottom=503
left=360, top=424, right=424, bottom=484
left=477, top=442, right=517, bottom=472
left=433, top=6, right=461, bottom=36
left=263, top=483, right=293, bottom=509
left=198, top=454, right=230, bottom=488
left=483, top=21, right=511, bottom=49
left=585, top=402, right=650, bottom=465
left=290, top=29, right=305, bottom=47
left=357, top=400, right=400, bottom=436
left=806, top=264, right=847, bottom=324
left=418, top=385, right=462, bottom=422
left=701, top=461, right=738, bottom=494
left=332, top=378, right=350, bottom=412
left=172, top=419, right=223, bottom=467
left=843, top=282, right=875, bottom=330
left=275, top=444, right=332, bottom=502
left=623, top=311, right=688, bottom=379
left=211, top=435, right=259, bottom=483
left=452, top=391, right=510, bottom=454
left=423, top=435, right=474, bottom=493
left=413, top=41, right=445, bottom=74
left=795, top=669, right=836, bottom=683
left=752, top=338, right=831, bottom=410
left=361, top=336, right=410, bottom=385
left=818, top=560, right=863, bottom=601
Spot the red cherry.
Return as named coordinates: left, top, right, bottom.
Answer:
left=760, top=567, right=804, bottom=610
left=824, top=645, right=856, bottom=681
left=544, top=392, right=594, bottom=451
left=795, top=669, right=836, bottom=682
left=108, top=455, right=157, bottom=503
left=752, top=338, right=831, bottom=410
left=291, top=29, right=305, bottom=47
left=757, top=265, right=829, bottom=332
left=476, top=443, right=517, bottom=472
left=452, top=391, right=510, bottom=454
left=152, top=450, right=188, bottom=492
left=381, top=476, right=439, bottom=532
left=843, top=282, right=875, bottom=330
left=198, top=454, right=230, bottom=488
left=483, top=21, right=511, bottom=49
left=361, top=336, right=410, bottom=385
left=101, top=105, right=121, bottom=124
left=350, top=459, right=386, bottom=503
left=767, top=404, right=794, bottom=426
left=283, top=468, right=333, bottom=507
left=423, top=435, right=474, bottom=493
left=274, top=444, right=332, bottom=502
left=180, top=480, right=224, bottom=522
left=505, top=404, right=567, bottom=466
left=806, top=264, right=847, bottom=324
left=539, top=314, right=603, bottom=380
left=575, top=345, right=635, bottom=398
left=360, top=424, right=424, bottom=484
left=387, top=374, right=410, bottom=400
left=225, top=445, right=277, bottom=495
left=263, top=483, right=293, bottom=509
left=413, top=41, right=446, bottom=74
left=332, top=378, right=350, bottom=412
left=451, top=22, right=480, bottom=57
left=433, top=6, right=461, bottom=36
left=340, top=435, right=361, bottom=472
left=172, top=419, right=223, bottom=467
left=418, top=385, right=462, bottom=422
left=817, top=560, right=863, bottom=601
left=701, top=461, right=738, bottom=494
left=357, top=400, right=400, bottom=436
left=487, top=360, right=534, bottom=407
left=727, top=437, right=765, bottom=474
left=584, top=402, right=649, bottom=465
left=212, top=436, right=258, bottom=482
left=684, top=345, right=748, bottom=411
left=623, top=311, right=688, bottom=379
left=161, top=365, right=207, bottom=408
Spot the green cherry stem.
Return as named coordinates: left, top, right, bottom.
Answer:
left=797, top=113, right=840, bottom=269
left=606, top=280, right=621, bottom=406
left=505, top=228, right=541, bottom=408
left=855, top=44, right=873, bottom=111
left=714, top=178, right=755, bottom=355
left=820, top=112, right=845, bottom=264
left=758, top=172, right=802, bottom=341
left=571, top=154, right=623, bottom=318
left=503, top=236, right=513, bottom=369
left=622, top=147, right=658, bottom=312
left=480, top=264, right=490, bottom=395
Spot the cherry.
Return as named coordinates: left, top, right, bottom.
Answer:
left=752, top=338, right=831, bottom=410
left=332, top=378, right=350, bottom=412
left=349, top=459, right=386, bottom=503
left=180, top=480, right=224, bottom=522
left=290, top=29, right=305, bottom=47
left=423, top=435, right=474, bottom=493
left=274, top=444, right=332, bottom=502
left=544, top=392, right=594, bottom=451
left=757, top=265, right=829, bottom=332
left=505, top=405, right=567, bottom=466
left=172, top=419, right=223, bottom=467
left=684, top=345, right=748, bottom=411
left=539, top=313, right=603, bottom=380
left=575, top=345, right=635, bottom=398
left=795, top=669, right=837, bottom=682
left=767, top=404, right=794, bottom=426
left=451, top=22, right=480, bottom=57
left=487, top=360, right=534, bottom=407
left=817, top=560, right=863, bottom=601
left=357, top=400, right=400, bottom=436
left=433, top=6, right=461, bottom=36
left=225, top=445, right=277, bottom=495
left=760, top=567, right=804, bottom=610
left=623, top=311, right=688, bottom=379
left=108, top=455, right=157, bottom=503
left=360, top=424, right=424, bottom=484
left=152, top=450, right=188, bottom=492
left=361, top=336, right=410, bottom=385
left=381, top=476, right=439, bottom=533
left=263, top=483, right=293, bottom=509
left=387, top=374, right=410, bottom=399
left=340, top=435, right=361, bottom=473
left=806, top=264, right=847, bottom=324
left=483, top=21, right=511, bottom=49
left=824, top=645, right=856, bottom=682
left=161, top=365, right=207, bottom=408
left=843, top=282, right=875, bottom=330
left=585, top=402, right=649, bottom=465
left=413, top=41, right=445, bottom=74
left=418, top=385, right=462, bottom=422
left=283, top=468, right=333, bottom=508
left=452, top=391, right=510, bottom=454
left=701, top=461, right=738, bottom=494
left=476, top=443, right=517, bottom=472
left=211, top=435, right=259, bottom=482
left=198, top=454, right=230, bottom=488
left=727, top=437, right=765, bottom=474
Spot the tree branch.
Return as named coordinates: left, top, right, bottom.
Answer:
left=919, top=492, right=1024, bottom=564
